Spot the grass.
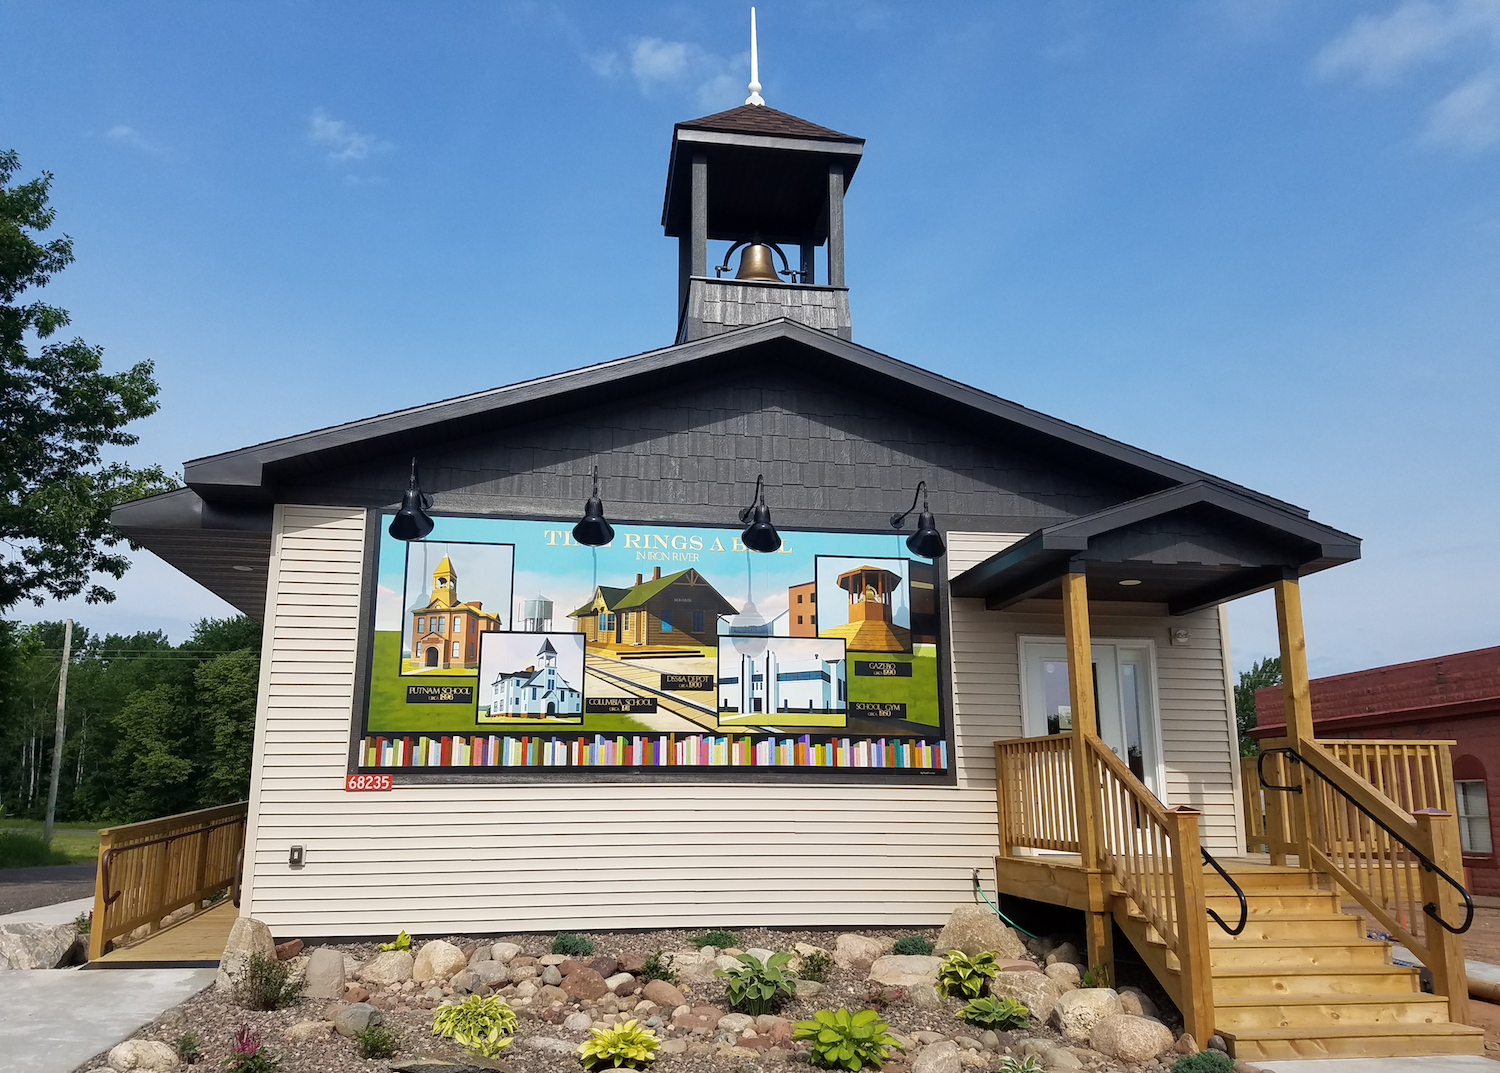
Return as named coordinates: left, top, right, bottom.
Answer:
left=0, top=820, right=101, bottom=865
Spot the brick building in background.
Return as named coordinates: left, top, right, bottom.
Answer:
left=1255, top=646, right=1500, bottom=896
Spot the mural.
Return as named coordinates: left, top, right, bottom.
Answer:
left=357, top=515, right=949, bottom=778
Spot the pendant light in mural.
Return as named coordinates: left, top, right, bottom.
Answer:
left=737, top=473, right=782, bottom=553
left=388, top=458, right=436, bottom=541
left=572, top=466, right=616, bottom=547
left=891, top=481, right=946, bottom=559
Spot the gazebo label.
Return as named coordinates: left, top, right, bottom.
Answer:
left=406, top=684, right=476, bottom=704
left=855, top=661, right=913, bottom=677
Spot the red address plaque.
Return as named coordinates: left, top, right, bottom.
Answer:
left=345, top=773, right=392, bottom=791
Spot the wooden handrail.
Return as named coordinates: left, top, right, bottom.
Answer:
left=89, top=801, right=248, bottom=961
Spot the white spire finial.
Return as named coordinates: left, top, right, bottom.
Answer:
left=746, top=7, right=765, bottom=106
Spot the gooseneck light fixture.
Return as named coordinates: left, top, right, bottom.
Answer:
left=388, top=459, right=435, bottom=542
left=572, top=466, right=616, bottom=547
left=891, top=480, right=946, bottom=559
left=738, top=474, right=782, bottom=553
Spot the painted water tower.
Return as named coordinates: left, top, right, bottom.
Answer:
left=522, top=594, right=554, bottom=633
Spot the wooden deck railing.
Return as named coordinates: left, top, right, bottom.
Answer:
left=1241, top=750, right=1297, bottom=858
left=89, top=801, right=248, bottom=960
left=1320, top=738, right=1455, bottom=814
left=994, top=734, right=1079, bottom=855
left=1089, top=737, right=1215, bottom=1044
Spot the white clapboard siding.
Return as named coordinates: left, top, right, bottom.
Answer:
left=240, top=516, right=1241, bottom=935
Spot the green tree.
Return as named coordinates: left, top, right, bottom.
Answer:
left=196, top=649, right=261, bottom=805
left=110, top=683, right=194, bottom=822
left=0, top=149, right=175, bottom=613
left=1235, top=656, right=1281, bottom=756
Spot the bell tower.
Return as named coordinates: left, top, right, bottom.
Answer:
left=662, top=11, right=864, bottom=343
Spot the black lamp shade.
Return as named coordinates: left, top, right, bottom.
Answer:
left=741, top=501, right=782, bottom=553
left=573, top=493, right=615, bottom=547
left=388, top=462, right=435, bottom=541
left=905, top=508, right=946, bottom=559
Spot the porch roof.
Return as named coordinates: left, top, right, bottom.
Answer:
left=948, top=479, right=1361, bottom=615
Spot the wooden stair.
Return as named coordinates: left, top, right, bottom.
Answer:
left=1111, top=863, right=1485, bottom=1061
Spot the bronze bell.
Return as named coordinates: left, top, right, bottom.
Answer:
left=735, top=243, right=782, bottom=283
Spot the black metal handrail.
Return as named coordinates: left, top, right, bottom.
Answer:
left=1258, top=746, right=1473, bottom=935
left=1201, top=847, right=1247, bottom=935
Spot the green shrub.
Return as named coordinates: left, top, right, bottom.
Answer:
left=689, top=929, right=737, bottom=949
left=577, top=1018, right=660, bottom=1071
left=715, top=952, right=796, bottom=1016
left=552, top=932, right=595, bottom=956
left=431, top=995, right=518, bottom=1058
left=793, top=1008, right=900, bottom=1071
left=799, top=949, right=833, bottom=983
left=937, top=950, right=998, bottom=999
left=0, top=832, right=70, bottom=869
left=356, top=1024, right=400, bottom=1059
left=223, top=1024, right=278, bottom=1073
left=233, top=954, right=304, bottom=1011
left=174, top=1032, right=200, bottom=1063
left=639, top=949, right=675, bottom=984
left=1080, top=963, right=1110, bottom=989
left=997, top=1057, right=1043, bottom=1073
left=960, top=995, right=1029, bottom=1030
left=1171, top=1052, right=1232, bottom=1073
left=892, top=935, right=933, bottom=956
left=377, top=929, right=412, bottom=952
left=73, top=911, right=91, bottom=936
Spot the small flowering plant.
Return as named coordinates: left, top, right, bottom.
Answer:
left=222, top=1024, right=279, bottom=1073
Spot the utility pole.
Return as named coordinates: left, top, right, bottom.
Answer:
left=43, top=619, right=72, bottom=845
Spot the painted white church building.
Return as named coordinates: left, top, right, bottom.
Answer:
left=487, top=638, right=582, bottom=718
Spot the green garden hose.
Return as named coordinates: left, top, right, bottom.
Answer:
left=971, top=867, right=1037, bottom=939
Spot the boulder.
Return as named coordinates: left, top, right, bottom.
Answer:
left=1089, top=1013, right=1174, bottom=1062
left=1041, top=1047, right=1082, bottom=1071
left=106, top=1040, right=179, bottom=1071
left=303, top=947, right=346, bottom=999
left=214, top=916, right=276, bottom=991
left=1049, top=987, right=1122, bottom=1042
left=713, top=954, right=742, bottom=972
left=912, top=1040, right=960, bottom=1073
left=590, top=956, right=620, bottom=977
left=450, top=969, right=481, bottom=993
left=617, top=952, right=647, bottom=974
left=792, top=979, right=825, bottom=1000
left=361, top=949, right=415, bottom=986
left=0, top=922, right=81, bottom=970
left=538, top=983, right=569, bottom=1005
left=718, top=1012, right=755, bottom=1034
left=908, top=983, right=943, bottom=1009
left=343, top=985, right=369, bottom=1003
left=564, top=1011, right=593, bottom=1032
left=642, top=979, right=686, bottom=1007
left=468, top=944, right=491, bottom=966
left=1045, top=941, right=1082, bottom=967
left=541, top=966, right=563, bottom=986
left=334, top=1001, right=384, bottom=1037
left=667, top=948, right=717, bottom=983
left=507, top=963, right=537, bottom=981
left=1043, top=961, right=1080, bottom=990
left=491, top=942, right=521, bottom=963
left=1118, top=985, right=1158, bottom=1019
left=868, top=954, right=943, bottom=987
left=833, top=933, right=884, bottom=973
left=274, top=938, right=303, bottom=960
left=934, top=904, right=1027, bottom=959
left=1175, top=1033, right=1200, bottom=1055
left=606, top=971, right=638, bottom=995
left=414, top=939, right=467, bottom=981
left=471, top=960, right=509, bottom=986
left=284, top=1020, right=333, bottom=1042
left=988, top=970, right=1064, bottom=1021
left=561, top=966, right=608, bottom=1000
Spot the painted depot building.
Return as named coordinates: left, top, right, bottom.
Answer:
left=112, top=98, right=1363, bottom=941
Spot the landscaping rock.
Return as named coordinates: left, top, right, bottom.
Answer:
left=450, top=969, right=481, bottom=994
left=284, top=1020, right=333, bottom=1041
left=1089, top=1013, right=1174, bottom=1062
left=659, top=1039, right=689, bottom=1055
left=667, top=948, right=717, bottom=983
left=343, top=985, right=369, bottom=1003
left=274, top=938, right=303, bottom=960
left=792, top=978, right=826, bottom=1000
left=106, top=1040, right=180, bottom=1071
left=718, top=1012, right=755, bottom=1034
left=303, top=947, right=346, bottom=999
left=1040, top=1046, right=1081, bottom=1071
left=541, top=966, right=563, bottom=986
left=361, top=949, right=415, bottom=986
left=869, top=954, right=943, bottom=987
left=1175, top=1033, right=1200, bottom=1054
left=606, top=971, right=638, bottom=995
left=1050, top=988, right=1122, bottom=1042
left=507, top=963, right=537, bottom=981
left=673, top=1004, right=724, bottom=1031
left=643, top=979, right=686, bottom=1007
left=334, top=1001, right=383, bottom=1037
left=414, top=939, right=468, bottom=981
left=537, top=983, right=569, bottom=1004
left=934, top=903, right=1027, bottom=959
left=988, top=970, right=1064, bottom=1021
left=1210, top=1034, right=1228, bottom=1052
left=618, top=951, right=646, bottom=974
left=908, top=982, right=943, bottom=1009
left=834, top=933, right=884, bottom=972
left=590, top=956, right=620, bottom=977
left=1044, top=941, right=1082, bottom=966
left=912, top=1040, right=960, bottom=1073
left=714, top=954, right=742, bottom=972
left=491, top=942, right=521, bottom=963
left=214, top=916, right=276, bottom=991
left=562, top=1010, right=592, bottom=1032
left=468, top=944, right=491, bottom=965
left=561, top=965, right=608, bottom=1000
left=471, top=960, right=509, bottom=986
left=0, top=922, right=81, bottom=970
left=1118, top=985, right=1158, bottom=1018
left=1043, top=961, right=1080, bottom=990
left=1233, top=1063, right=1263, bottom=1073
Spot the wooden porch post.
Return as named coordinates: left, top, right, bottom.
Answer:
left=1414, top=808, right=1470, bottom=1025
left=1062, top=564, right=1109, bottom=970
left=1273, top=575, right=1316, bottom=865
left=1168, top=806, right=1216, bottom=1045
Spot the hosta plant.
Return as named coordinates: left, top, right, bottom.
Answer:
left=715, top=951, right=796, bottom=1016
left=793, top=1008, right=901, bottom=1071
left=577, top=1019, right=660, bottom=1071
left=431, top=995, right=518, bottom=1058
left=997, top=1056, right=1043, bottom=1073
left=378, top=929, right=412, bottom=951
left=960, top=995, right=1029, bottom=1030
left=937, top=950, right=998, bottom=999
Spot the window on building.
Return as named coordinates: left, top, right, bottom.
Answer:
left=810, top=592, right=816, bottom=603
left=434, top=616, right=444, bottom=632
left=660, top=611, right=673, bottom=632
left=417, top=617, right=425, bottom=633
left=1457, top=780, right=1493, bottom=854
left=797, top=615, right=804, bottom=624
left=451, top=641, right=461, bottom=659
left=693, top=610, right=704, bottom=632
left=452, top=616, right=463, bottom=634
left=797, top=594, right=803, bottom=603
left=468, top=642, right=475, bottom=659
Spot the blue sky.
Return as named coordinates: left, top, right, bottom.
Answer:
left=3, top=2, right=1498, bottom=680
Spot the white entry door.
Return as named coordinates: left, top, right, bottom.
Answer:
left=1020, top=637, right=1165, bottom=799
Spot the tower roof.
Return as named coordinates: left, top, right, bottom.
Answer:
left=538, top=638, right=557, bottom=656
left=434, top=556, right=455, bottom=575
left=676, top=105, right=861, bottom=143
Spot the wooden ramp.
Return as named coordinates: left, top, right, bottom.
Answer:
left=86, top=900, right=236, bottom=968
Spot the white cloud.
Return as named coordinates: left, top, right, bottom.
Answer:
left=1317, top=0, right=1500, bottom=151
left=631, top=38, right=691, bottom=85
left=586, top=35, right=748, bottom=111
left=104, top=125, right=160, bottom=152
left=307, top=109, right=389, bottom=164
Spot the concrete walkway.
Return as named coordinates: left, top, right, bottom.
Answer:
left=0, top=964, right=214, bottom=1073
left=1261, top=1058, right=1497, bottom=1072
left=0, top=895, right=92, bottom=926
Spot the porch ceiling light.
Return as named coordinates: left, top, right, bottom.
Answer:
left=1119, top=579, right=1142, bottom=586
left=388, top=458, right=435, bottom=542
left=738, top=474, right=782, bottom=553
left=891, top=481, right=946, bottom=559
left=572, top=466, right=616, bottom=547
